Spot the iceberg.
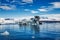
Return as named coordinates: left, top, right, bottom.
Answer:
left=0, top=31, right=9, bottom=36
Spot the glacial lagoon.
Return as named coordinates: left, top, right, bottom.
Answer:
left=0, top=22, right=60, bottom=40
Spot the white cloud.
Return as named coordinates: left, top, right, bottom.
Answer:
left=0, top=5, right=15, bottom=10
left=40, top=14, right=60, bottom=19
left=22, top=0, right=33, bottom=3
left=38, top=2, right=60, bottom=12
left=38, top=9, right=48, bottom=12
left=39, top=14, right=60, bottom=21
left=40, top=14, right=60, bottom=17
left=24, top=9, right=30, bottom=11
left=0, top=6, right=12, bottom=10
left=17, top=14, right=60, bottom=20
left=31, top=10, right=39, bottom=14
left=51, top=2, right=60, bottom=8
left=24, top=9, right=39, bottom=14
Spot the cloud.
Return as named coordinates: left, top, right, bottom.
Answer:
left=38, top=2, right=60, bottom=12
left=38, top=9, right=48, bottom=12
left=0, top=5, right=15, bottom=10
left=0, top=6, right=12, bottom=10
left=40, top=14, right=60, bottom=17
left=50, top=2, right=60, bottom=8
left=18, top=14, right=60, bottom=20
left=24, top=9, right=30, bottom=11
left=22, top=0, right=33, bottom=3
left=38, top=5, right=55, bottom=12
left=37, top=14, right=60, bottom=21
left=24, top=9, right=39, bottom=14
left=31, top=10, right=39, bottom=14
left=40, top=14, right=60, bottom=19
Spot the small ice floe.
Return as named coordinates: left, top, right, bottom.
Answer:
left=32, top=36, right=35, bottom=38
left=0, top=31, right=9, bottom=36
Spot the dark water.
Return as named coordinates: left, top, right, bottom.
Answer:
left=0, top=22, right=60, bottom=40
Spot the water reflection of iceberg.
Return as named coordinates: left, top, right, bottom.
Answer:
left=0, top=31, right=9, bottom=36
left=31, top=25, right=40, bottom=34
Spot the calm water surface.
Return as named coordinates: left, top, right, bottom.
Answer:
left=0, top=22, right=60, bottom=40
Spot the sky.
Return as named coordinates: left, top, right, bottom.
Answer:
left=0, top=0, right=60, bottom=18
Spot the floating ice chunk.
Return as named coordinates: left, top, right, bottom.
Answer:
left=1, top=31, right=9, bottom=36
left=32, top=36, right=35, bottom=38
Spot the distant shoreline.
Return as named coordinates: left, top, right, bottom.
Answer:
left=40, top=21, right=60, bottom=23
left=0, top=21, right=60, bottom=25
